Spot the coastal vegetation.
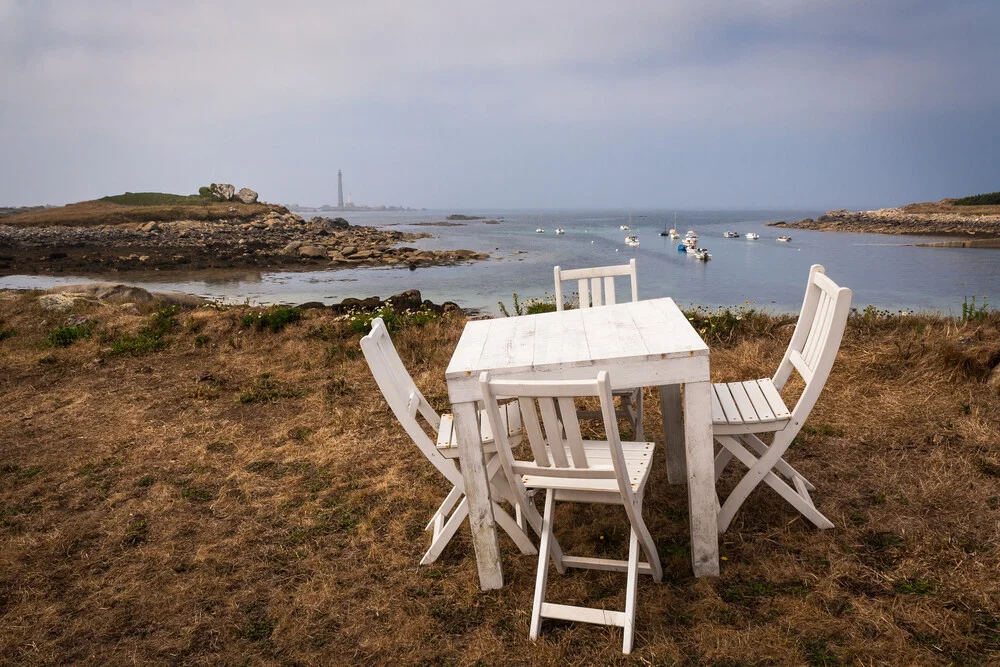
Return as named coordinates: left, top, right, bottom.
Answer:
left=954, top=191, right=1000, bottom=206
left=2, top=290, right=999, bottom=664
left=0, top=194, right=271, bottom=228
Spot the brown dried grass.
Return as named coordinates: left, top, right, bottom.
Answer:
left=1, top=294, right=998, bottom=665
left=2, top=199, right=274, bottom=228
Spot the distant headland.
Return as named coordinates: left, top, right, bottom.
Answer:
left=768, top=191, right=1000, bottom=241
left=0, top=184, right=489, bottom=275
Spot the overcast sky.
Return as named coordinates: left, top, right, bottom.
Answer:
left=2, top=0, right=998, bottom=209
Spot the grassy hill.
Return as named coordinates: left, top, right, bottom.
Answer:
left=1, top=191, right=277, bottom=228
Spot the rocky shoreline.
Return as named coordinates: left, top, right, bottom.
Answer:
left=0, top=208, right=491, bottom=275
left=768, top=207, right=1000, bottom=236
left=13, top=281, right=465, bottom=315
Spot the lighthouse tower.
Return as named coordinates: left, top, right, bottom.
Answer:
left=337, top=169, right=344, bottom=208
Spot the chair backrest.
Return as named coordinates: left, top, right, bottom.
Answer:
left=360, top=317, right=463, bottom=488
left=553, top=259, right=638, bottom=310
left=772, top=264, right=853, bottom=426
left=479, top=370, right=638, bottom=506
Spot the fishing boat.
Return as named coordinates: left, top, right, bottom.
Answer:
left=625, top=235, right=640, bottom=247
left=661, top=212, right=679, bottom=237
left=694, top=248, right=712, bottom=261
left=535, top=228, right=545, bottom=233
left=681, top=236, right=698, bottom=247
left=745, top=232, right=760, bottom=240
left=723, top=231, right=740, bottom=238
left=776, top=235, right=792, bottom=242
left=554, top=228, right=565, bottom=234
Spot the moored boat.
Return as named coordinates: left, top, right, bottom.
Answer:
left=535, top=228, right=545, bottom=233
left=554, top=228, right=565, bottom=234
left=695, top=248, right=712, bottom=261
left=723, top=231, right=740, bottom=238
left=776, top=235, right=792, bottom=242
left=745, top=232, right=760, bottom=240
left=625, top=234, right=640, bottom=247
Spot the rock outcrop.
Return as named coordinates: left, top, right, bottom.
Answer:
left=210, top=183, right=236, bottom=202
left=768, top=207, right=1000, bottom=236
left=235, top=188, right=258, bottom=204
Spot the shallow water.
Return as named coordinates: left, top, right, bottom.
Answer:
left=2, top=208, right=997, bottom=315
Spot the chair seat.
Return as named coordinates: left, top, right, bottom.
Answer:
left=436, top=401, right=521, bottom=456
left=712, top=379, right=791, bottom=433
left=520, top=440, right=654, bottom=493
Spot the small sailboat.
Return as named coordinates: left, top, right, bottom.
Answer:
left=554, top=228, right=565, bottom=234
left=535, top=228, right=545, bottom=233
left=776, top=235, right=792, bottom=242
left=662, top=212, right=679, bottom=237
left=745, top=232, right=760, bottom=240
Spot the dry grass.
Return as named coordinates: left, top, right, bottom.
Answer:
left=1, top=294, right=999, bottom=665
left=1, top=199, right=275, bottom=228
left=900, top=200, right=1000, bottom=217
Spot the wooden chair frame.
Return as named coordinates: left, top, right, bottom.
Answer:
left=480, top=370, right=663, bottom=655
left=553, top=259, right=644, bottom=439
left=360, top=317, right=536, bottom=564
left=713, top=265, right=853, bottom=532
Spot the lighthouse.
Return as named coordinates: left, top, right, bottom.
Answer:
left=337, top=169, right=344, bottom=209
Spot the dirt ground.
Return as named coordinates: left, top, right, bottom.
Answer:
left=0, top=293, right=998, bottom=665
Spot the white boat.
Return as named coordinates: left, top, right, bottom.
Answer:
left=670, top=229, right=680, bottom=239
left=681, top=237, right=698, bottom=247
left=776, top=236, right=792, bottom=242
left=535, top=228, right=545, bottom=233
left=662, top=212, right=678, bottom=237
left=723, top=231, right=740, bottom=238
left=625, top=235, right=640, bottom=247
left=620, top=225, right=630, bottom=230
left=695, top=249, right=712, bottom=261
left=745, top=232, right=760, bottom=240
left=686, top=245, right=699, bottom=254
left=554, top=228, right=565, bottom=234
left=685, top=230, right=697, bottom=238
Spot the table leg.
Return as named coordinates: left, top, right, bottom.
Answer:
left=659, top=383, right=685, bottom=485
left=683, top=380, right=720, bottom=577
left=452, top=400, right=504, bottom=590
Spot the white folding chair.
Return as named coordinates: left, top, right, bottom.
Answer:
left=480, top=370, right=663, bottom=655
left=553, top=259, right=644, bottom=439
left=360, top=317, right=536, bottom=564
left=713, top=264, right=853, bottom=532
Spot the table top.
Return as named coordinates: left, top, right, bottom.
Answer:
left=446, top=298, right=709, bottom=396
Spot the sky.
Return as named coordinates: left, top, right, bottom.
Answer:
left=1, top=0, right=999, bottom=210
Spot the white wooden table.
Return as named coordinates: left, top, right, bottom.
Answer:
left=445, top=297, right=719, bottom=590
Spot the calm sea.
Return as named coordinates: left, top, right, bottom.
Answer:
left=2, top=208, right=997, bottom=315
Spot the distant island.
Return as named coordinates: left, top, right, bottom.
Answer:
left=768, top=191, right=1000, bottom=241
left=0, top=184, right=490, bottom=275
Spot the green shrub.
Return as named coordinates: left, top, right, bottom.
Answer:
left=498, top=292, right=564, bottom=316
left=961, top=295, right=990, bottom=324
left=343, top=300, right=443, bottom=334
left=109, top=306, right=179, bottom=356
left=682, top=303, right=760, bottom=344
left=99, top=192, right=211, bottom=206
left=44, top=323, right=92, bottom=347
left=241, top=305, right=303, bottom=333
left=953, top=191, right=1000, bottom=206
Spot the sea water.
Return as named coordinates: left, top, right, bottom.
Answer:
left=2, top=208, right=997, bottom=314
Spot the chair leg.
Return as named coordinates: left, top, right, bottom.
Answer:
left=633, top=389, right=643, bottom=441
left=739, top=434, right=816, bottom=491
left=622, top=528, right=639, bottom=655
left=493, top=501, right=538, bottom=555
left=426, top=485, right=463, bottom=531
left=421, top=497, right=468, bottom=565
left=716, top=434, right=833, bottom=532
left=530, top=489, right=556, bottom=641
left=714, top=448, right=734, bottom=481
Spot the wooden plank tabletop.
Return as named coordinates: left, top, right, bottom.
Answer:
left=446, top=298, right=708, bottom=382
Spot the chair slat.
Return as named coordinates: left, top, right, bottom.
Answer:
left=802, top=290, right=831, bottom=368
left=558, top=396, right=588, bottom=467
left=726, top=382, right=760, bottom=423
left=788, top=351, right=814, bottom=384
left=805, top=292, right=835, bottom=369
left=756, top=378, right=790, bottom=419
left=713, top=384, right=743, bottom=423
left=437, top=413, right=454, bottom=448
left=591, top=278, right=603, bottom=306
left=538, top=397, right=570, bottom=467
left=742, top=380, right=775, bottom=421
left=519, top=397, right=552, bottom=466
left=604, top=276, right=616, bottom=305
left=711, top=388, right=726, bottom=423
left=578, top=278, right=590, bottom=309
